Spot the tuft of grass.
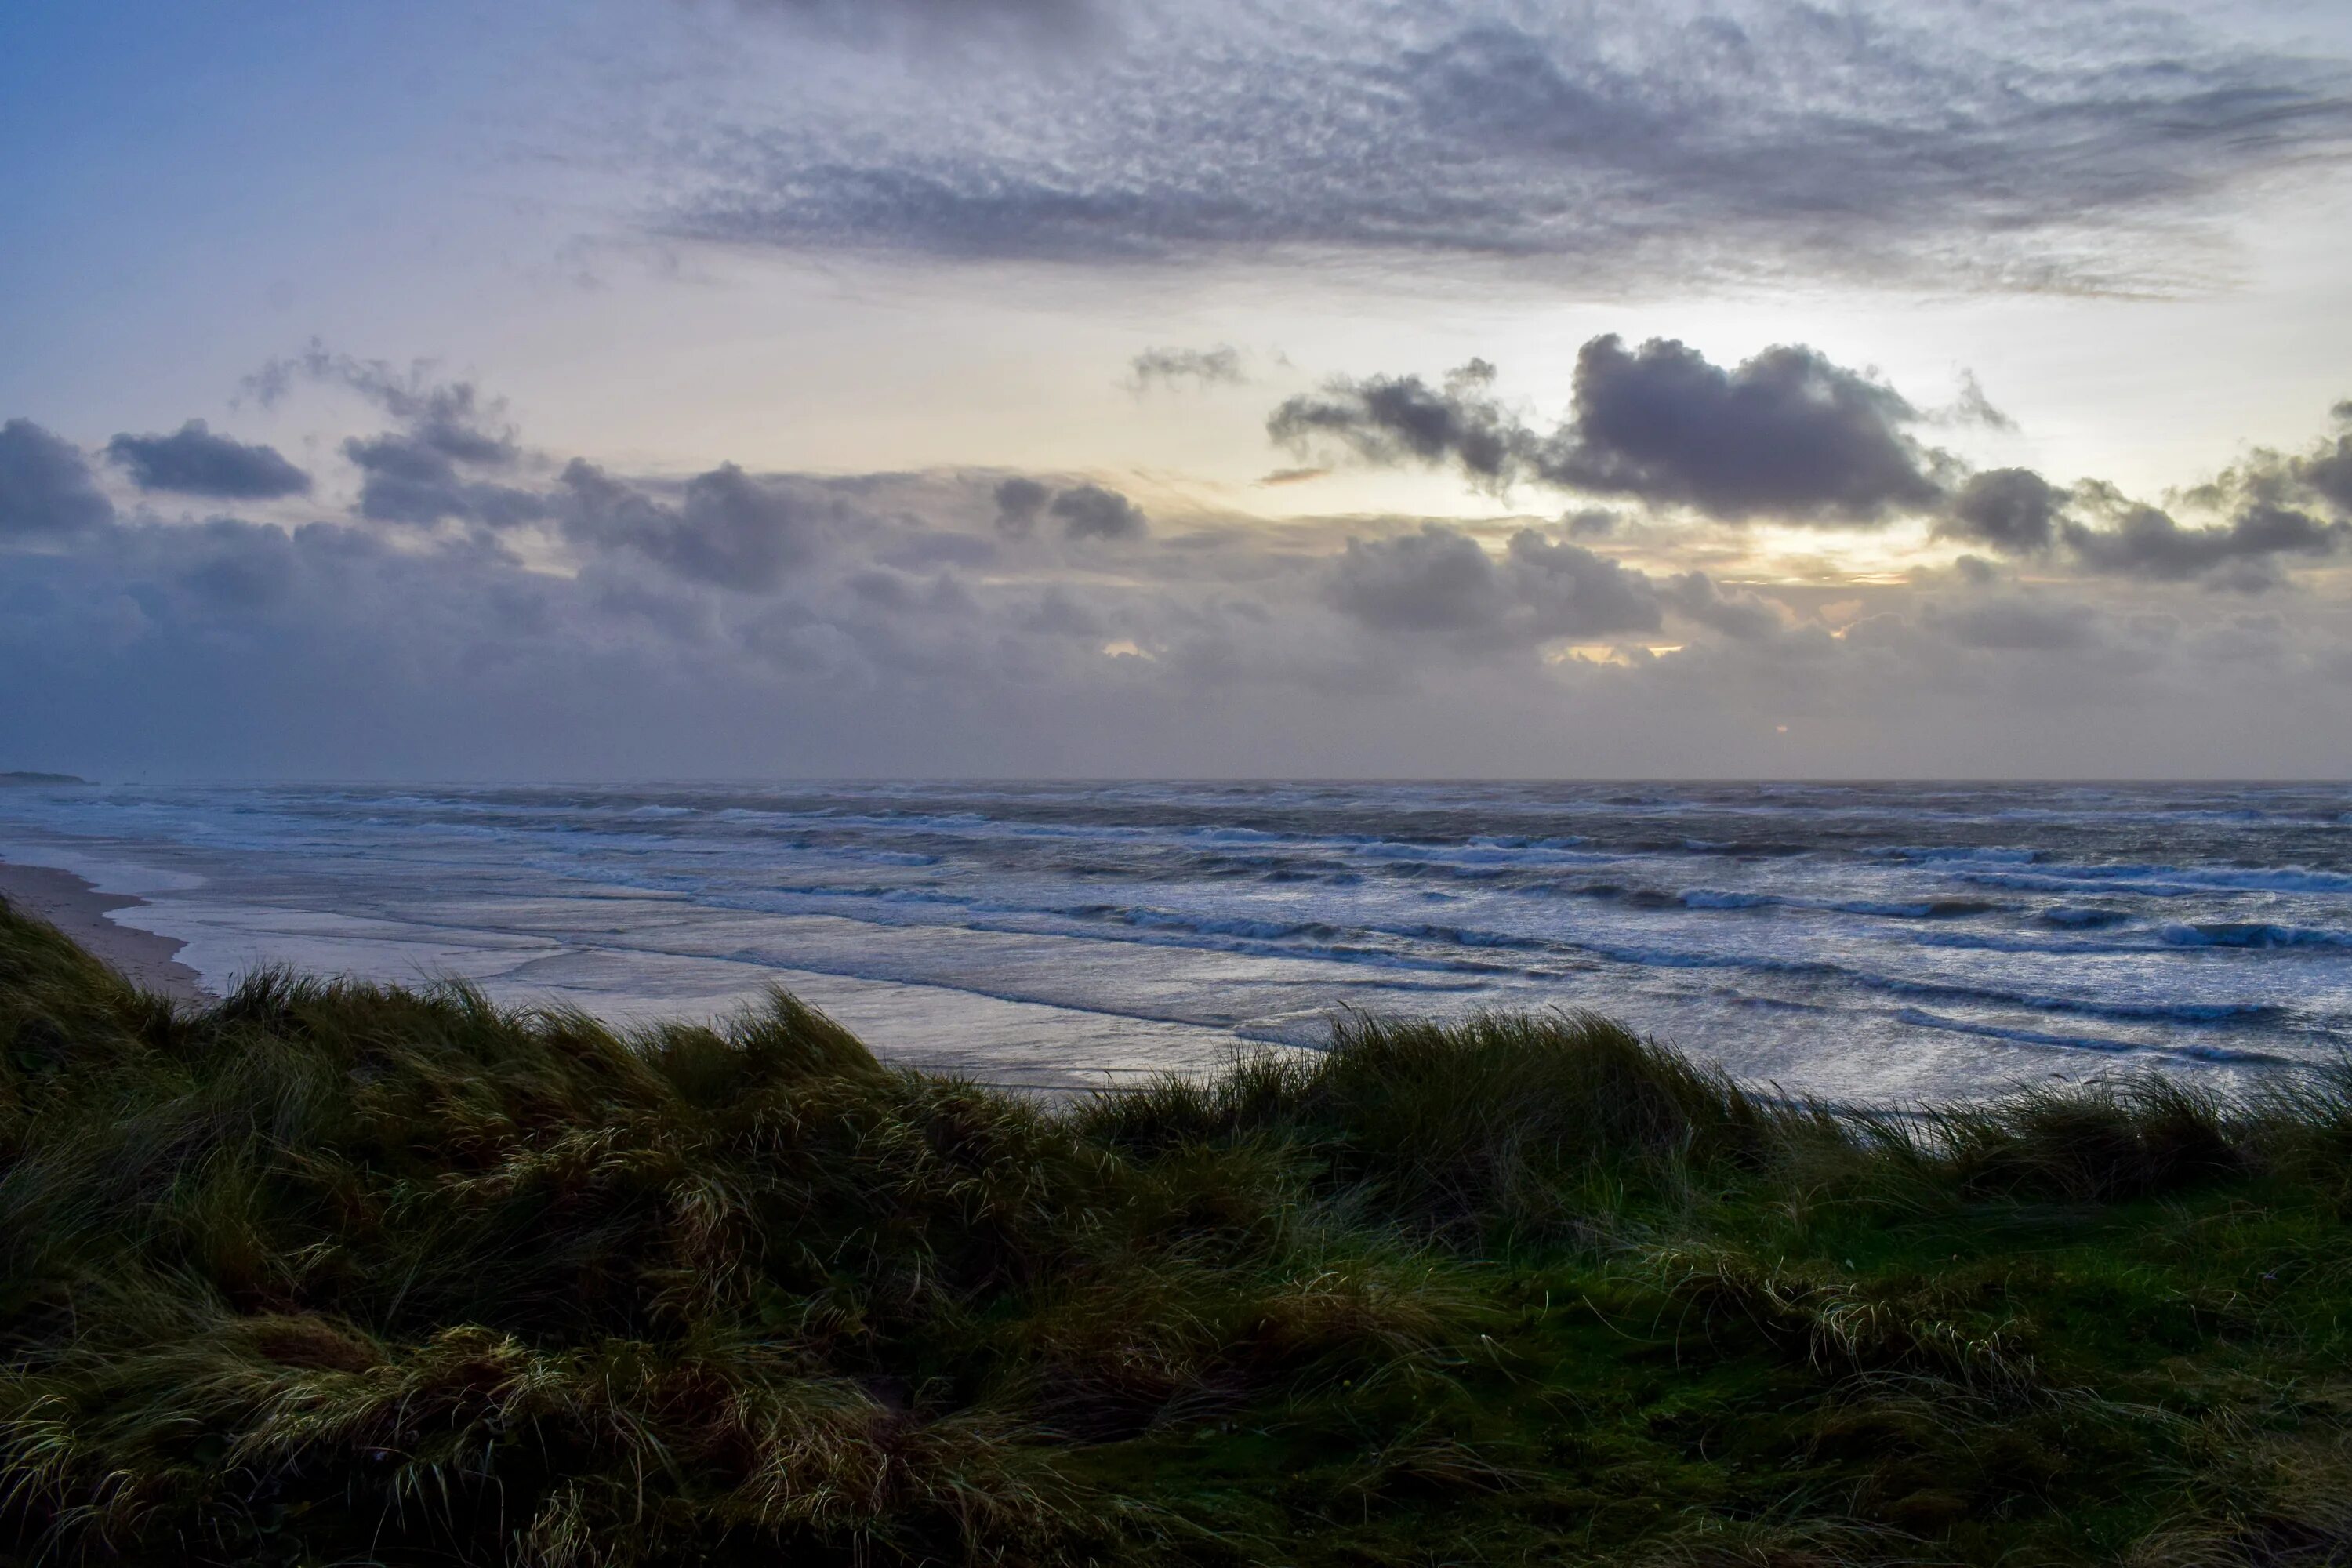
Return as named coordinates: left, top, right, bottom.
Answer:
left=2, top=892, right=2349, bottom=1566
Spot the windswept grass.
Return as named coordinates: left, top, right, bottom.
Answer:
left=2, top=894, right=2348, bottom=1566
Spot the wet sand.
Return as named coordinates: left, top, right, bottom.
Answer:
left=0, top=859, right=212, bottom=1003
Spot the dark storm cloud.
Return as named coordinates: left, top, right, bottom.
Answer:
left=989, top=476, right=1145, bottom=540
left=1922, top=397, right=2352, bottom=583
left=103, top=420, right=311, bottom=499
left=176, top=517, right=301, bottom=608
left=1272, top=337, right=1947, bottom=524
left=341, top=434, right=547, bottom=529
left=12, top=390, right=2352, bottom=778
left=1326, top=523, right=1660, bottom=644
left=1049, top=481, right=1147, bottom=541
left=2307, top=405, right=2352, bottom=513
left=1929, top=596, right=2096, bottom=652
left=1539, top=337, right=1944, bottom=523
left=2059, top=495, right=2348, bottom=584
left=560, top=459, right=821, bottom=590
left=0, top=419, right=114, bottom=537
left=1130, top=345, right=1246, bottom=390
left=993, top=476, right=1051, bottom=535
left=1663, top=572, right=1785, bottom=641
left=1270, top=360, right=1522, bottom=486
left=671, top=1, right=2352, bottom=292
left=1936, top=468, right=2067, bottom=554
left=1328, top=524, right=1508, bottom=633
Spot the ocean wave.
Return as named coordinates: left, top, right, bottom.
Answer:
left=1830, top=898, right=2010, bottom=919
left=2040, top=906, right=2131, bottom=928
left=2159, top=922, right=2352, bottom=950
left=1958, top=862, right=2352, bottom=898
left=1890, top=1008, right=2289, bottom=1065
left=1870, top=845, right=2042, bottom=865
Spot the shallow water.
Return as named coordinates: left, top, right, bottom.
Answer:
left=4, top=780, right=2349, bottom=1097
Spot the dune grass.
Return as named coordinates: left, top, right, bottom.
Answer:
left=2, top=895, right=2349, bottom=1566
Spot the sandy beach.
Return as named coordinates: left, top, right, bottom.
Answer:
left=0, top=859, right=212, bottom=1003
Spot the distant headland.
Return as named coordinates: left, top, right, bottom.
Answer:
left=0, top=772, right=93, bottom=786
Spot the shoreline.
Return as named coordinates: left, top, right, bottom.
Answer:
left=0, top=859, right=212, bottom=1004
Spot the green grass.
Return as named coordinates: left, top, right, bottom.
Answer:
left=2, top=894, right=2349, bottom=1566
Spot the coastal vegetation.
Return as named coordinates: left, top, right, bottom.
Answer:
left=2, top=893, right=2348, bottom=1566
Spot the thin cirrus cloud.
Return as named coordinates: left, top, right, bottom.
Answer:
left=664, top=0, right=2352, bottom=292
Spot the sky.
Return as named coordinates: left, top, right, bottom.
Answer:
left=5, top=0, right=2352, bottom=779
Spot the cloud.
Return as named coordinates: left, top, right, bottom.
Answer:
left=1929, top=595, right=2096, bottom=651
left=1271, top=359, right=1523, bottom=487
left=15, top=344, right=2352, bottom=779
left=711, top=0, right=1101, bottom=49
left=103, top=420, right=312, bottom=499
left=343, top=434, right=546, bottom=528
left=1944, top=372, right=2016, bottom=433
left=249, top=346, right=519, bottom=466
left=1273, top=336, right=1947, bottom=524
left=175, top=517, right=302, bottom=608
left=0, top=419, right=114, bottom=538
left=1328, top=524, right=1510, bottom=633
left=1663, top=572, right=1787, bottom=641
left=1130, top=344, right=1246, bottom=390
left=1936, top=468, right=2067, bottom=554
left=666, top=1, right=2352, bottom=293
left=1326, top=523, right=1660, bottom=644
left=1538, top=337, right=1944, bottom=523
left=1048, top=481, right=1147, bottom=541
left=2059, top=494, right=2347, bottom=585
left=2307, top=406, right=2352, bottom=514
left=993, top=476, right=1051, bottom=535
left=560, top=459, right=822, bottom=590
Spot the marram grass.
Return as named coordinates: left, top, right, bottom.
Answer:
left=2, top=895, right=2350, bottom=1566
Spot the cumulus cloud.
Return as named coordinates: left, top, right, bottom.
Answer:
left=1048, top=481, right=1147, bottom=541
left=2059, top=492, right=2347, bottom=585
left=0, top=419, right=114, bottom=538
left=992, top=476, right=1051, bottom=535
left=1928, top=594, right=2096, bottom=651
left=666, top=0, right=2352, bottom=293
left=174, top=517, right=303, bottom=609
left=343, top=434, right=546, bottom=528
left=1274, top=337, right=1947, bottom=524
left=12, top=342, right=2352, bottom=778
left=560, top=459, right=822, bottom=590
left=1129, top=344, right=1246, bottom=390
left=988, top=476, right=1146, bottom=540
left=1540, top=337, right=1944, bottom=523
left=103, top=420, right=311, bottom=499
left=1936, top=468, right=2067, bottom=554
left=1271, top=359, right=1523, bottom=487
left=1663, top=572, right=1788, bottom=641
left=2303, top=405, right=2352, bottom=513
left=1326, top=523, right=1660, bottom=645
left=1916, top=428, right=2352, bottom=588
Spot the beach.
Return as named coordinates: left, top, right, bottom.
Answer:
left=0, top=858, right=210, bottom=1003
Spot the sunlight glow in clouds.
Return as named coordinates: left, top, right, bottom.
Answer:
left=3, top=0, right=2352, bottom=778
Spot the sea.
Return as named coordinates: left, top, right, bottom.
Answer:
left=3, top=780, right=2349, bottom=1098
